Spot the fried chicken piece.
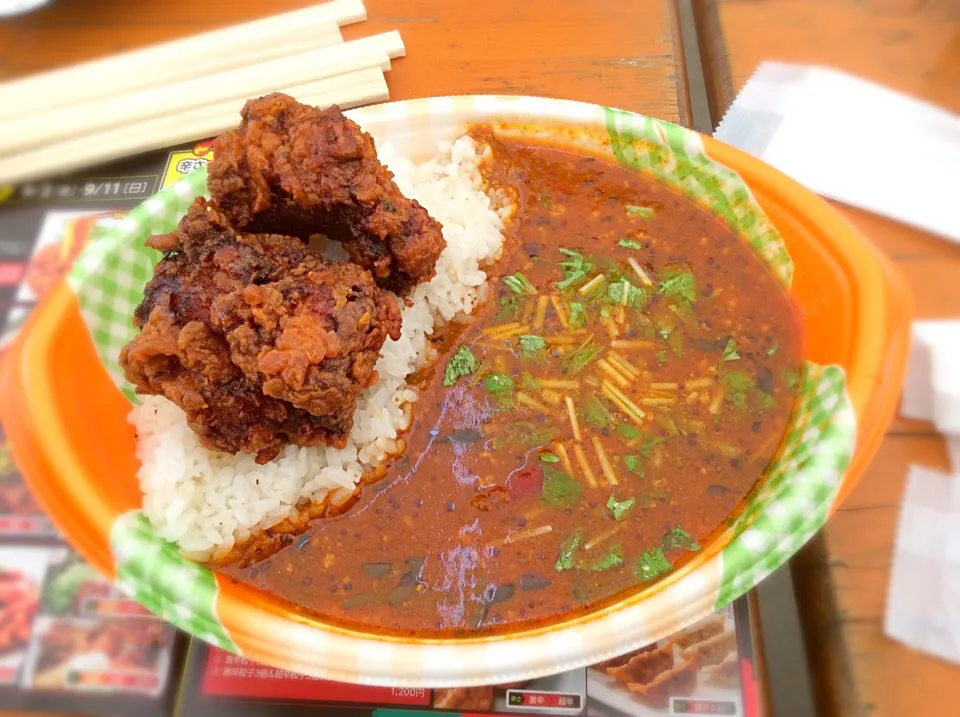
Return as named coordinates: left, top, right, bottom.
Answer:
left=207, top=93, right=446, bottom=295
left=120, top=199, right=401, bottom=463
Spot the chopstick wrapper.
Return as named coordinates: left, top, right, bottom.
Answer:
left=714, top=63, right=960, bottom=245
left=885, top=465, right=960, bottom=665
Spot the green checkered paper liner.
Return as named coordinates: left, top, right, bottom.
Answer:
left=62, top=103, right=856, bottom=643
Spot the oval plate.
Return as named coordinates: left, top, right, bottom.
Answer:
left=0, top=96, right=910, bottom=686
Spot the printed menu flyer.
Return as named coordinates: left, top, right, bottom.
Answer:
left=174, top=600, right=757, bottom=717
left=0, top=146, right=761, bottom=716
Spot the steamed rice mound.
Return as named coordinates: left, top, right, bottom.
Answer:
left=132, top=136, right=509, bottom=561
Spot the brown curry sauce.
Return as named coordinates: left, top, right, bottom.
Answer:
left=225, top=130, right=803, bottom=637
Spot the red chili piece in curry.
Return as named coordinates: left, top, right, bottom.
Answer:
left=225, top=131, right=804, bottom=637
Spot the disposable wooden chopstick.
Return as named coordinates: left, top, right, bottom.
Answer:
left=0, top=0, right=367, bottom=119
left=0, top=31, right=405, bottom=157
left=0, top=68, right=390, bottom=185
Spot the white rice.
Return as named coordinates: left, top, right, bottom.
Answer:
left=131, top=136, right=508, bottom=561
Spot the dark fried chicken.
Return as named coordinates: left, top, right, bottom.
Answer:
left=120, top=199, right=401, bottom=463
left=207, top=93, right=446, bottom=295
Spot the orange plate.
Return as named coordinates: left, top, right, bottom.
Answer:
left=0, top=97, right=911, bottom=685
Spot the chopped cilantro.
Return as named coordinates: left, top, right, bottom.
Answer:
left=483, top=372, right=514, bottom=400
left=757, top=391, right=776, bottom=410
left=539, top=452, right=560, bottom=463
left=618, top=238, right=644, bottom=250
left=555, top=531, right=582, bottom=572
left=518, top=334, right=547, bottom=358
left=556, top=248, right=592, bottom=290
left=628, top=285, right=648, bottom=309
left=722, top=370, right=754, bottom=408
left=635, top=547, right=671, bottom=582
left=626, top=205, right=655, bottom=219
left=581, top=396, right=612, bottom=429
left=606, top=494, right=637, bottom=520
left=623, top=455, right=644, bottom=475
left=562, top=338, right=604, bottom=374
left=616, top=423, right=642, bottom=440
left=587, top=545, right=624, bottom=572
left=521, top=371, right=541, bottom=392
left=640, top=436, right=664, bottom=454
left=662, top=526, right=701, bottom=552
left=494, top=294, right=520, bottom=323
left=542, top=464, right=583, bottom=507
left=658, top=268, right=697, bottom=303
left=504, top=272, right=536, bottom=295
left=537, top=191, right=552, bottom=206
left=656, top=350, right=667, bottom=363
left=443, top=346, right=478, bottom=387
left=569, top=302, right=586, bottom=329
left=767, top=343, right=779, bottom=357
left=607, top=280, right=626, bottom=305
left=721, top=339, right=740, bottom=362
left=605, top=279, right=647, bottom=310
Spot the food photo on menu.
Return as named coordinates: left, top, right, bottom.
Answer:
left=22, top=616, right=173, bottom=695
left=0, top=425, right=54, bottom=536
left=0, top=547, right=45, bottom=686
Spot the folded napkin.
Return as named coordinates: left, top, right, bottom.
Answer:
left=714, top=64, right=960, bottom=665
left=714, top=62, right=960, bottom=245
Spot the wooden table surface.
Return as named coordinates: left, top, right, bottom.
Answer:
left=1, top=1, right=958, bottom=715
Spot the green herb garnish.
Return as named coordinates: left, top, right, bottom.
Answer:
left=635, top=547, right=671, bottom=582
left=569, top=302, right=586, bottom=329
left=756, top=391, right=775, bottom=410
left=542, top=464, right=583, bottom=507
left=555, top=531, right=582, bottom=572
left=537, top=191, right=552, bottom=207
left=504, top=272, right=536, bottom=295
left=721, top=339, right=740, bottom=362
left=618, top=238, right=644, bottom=250
left=662, top=526, right=701, bottom=552
left=658, top=268, right=697, bottom=303
left=616, top=423, right=642, bottom=440
left=655, top=350, right=667, bottom=363
left=607, top=495, right=637, bottom=521
left=556, top=248, right=592, bottom=290
left=521, top=371, right=541, bottom=393
left=605, top=279, right=646, bottom=310
left=539, top=452, right=560, bottom=464
left=767, top=343, right=779, bottom=357
left=581, top=396, right=612, bottom=429
left=626, top=205, right=655, bottom=219
left=518, top=334, right=547, bottom=358
left=443, top=346, right=478, bottom=386
left=623, top=455, right=644, bottom=475
left=587, top=545, right=624, bottom=572
left=496, top=294, right=521, bottom=323
left=722, top=370, right=754, bottom=409
left=484, top=372, right=514, bottom=400
left=562, top=337, right=604, bottom=374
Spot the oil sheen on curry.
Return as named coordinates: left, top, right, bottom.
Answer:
left=227, top=130, right=803, bottom=637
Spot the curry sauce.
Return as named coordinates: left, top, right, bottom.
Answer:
left=225, top=132, right=803, bottom=636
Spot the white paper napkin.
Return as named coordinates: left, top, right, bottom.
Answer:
left=885, top=466, right=960, bottom=665
left=714, top=62, right=960, bottom=245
